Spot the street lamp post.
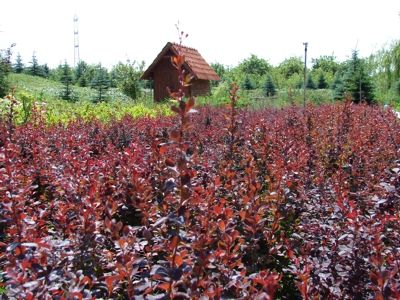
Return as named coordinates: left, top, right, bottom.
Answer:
left=303, top=42, right=308, bottom=108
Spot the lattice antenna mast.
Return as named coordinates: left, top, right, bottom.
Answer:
left=74, top=15, right=80, bottom=67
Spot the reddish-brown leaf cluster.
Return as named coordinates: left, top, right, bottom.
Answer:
left=0, top=102, right=399, bottom=299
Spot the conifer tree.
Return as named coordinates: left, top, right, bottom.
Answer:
left=42, top=64, right=50, bottom=78
left=306, top=75, right=316, bottom=89
left=0, top=46, right=12, bottom=97
left=242, top=76, right=254, bottom=90
left=339, top=50, right=374, bottom=103
left=74, top=60, right=88, bottom=87
left=28, top=53, right=41, bottom=76
left=264, top=75, right=276, bottom=97
left=332, top=74, right=344, bottom=100
left=317, top=73, right=328, bottom=89
left=13, top=53, right=24, bottom=73
left=60, top=61, right=75, bottom=101
left=91, top=65, right=110, bottom=103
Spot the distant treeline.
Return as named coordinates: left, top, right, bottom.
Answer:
left=1, top=40, right=400, bottom=106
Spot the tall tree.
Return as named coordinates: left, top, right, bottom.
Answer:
left=242, top=76, right=254, bottom=90
left=0, top=45, right=13, bottom=97
left=239, top=54, right=271, bottom=76
left=13, top=53, right=24, bottom=73
left=317, top=73, right=328, bottom=89
left=210, top=62, right=226, bottom=86
left=111, top=60, right=143, bottom=100
left=28, top=53, right=41, bottom=76
left=42, top=64, right=50, bottom=78
left=264, top=74, right=276, bottom=97
left=312, top=55, right=339, bottom=74
left=91, top=65, right=110, bottom=103
left=332, top=73, right=344, bottom=100
left=306, top=75, right=316, bottom=89
left=278, top=57, right=303, bottom=79
left=340, top=50, right=374, bottom=104
left=60, top=61, right=75, bottom=101
left=74, top=60, right=88, bottom=87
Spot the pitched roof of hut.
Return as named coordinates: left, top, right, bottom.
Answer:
left=141, top=42, right=220, bottom=81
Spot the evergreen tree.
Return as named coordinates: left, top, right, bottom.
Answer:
left=91, top=65, right=110, bottom=103
left=306, top=75, right=316, bottom=89
left=264, top=75, right=276, bottom=97
left=28, top=53, right=41, bottom=76
left=60, top=61, right=75, bottom=101
left=242, top=76, right=254, bottom=90
left=332, top=73, right=344, bottom=100
left=317, top=73, right=328, bottom=89
left=13, top=53, right=24, bottom=73
left=74, top=60, right=88, bottom=87
left=0, top=46, right=13, bottom=97
left=340, top=50, right=374, bottom=104
left=42, top=64, right=50, bottom=78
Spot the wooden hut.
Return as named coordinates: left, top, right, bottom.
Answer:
left=141, top=42, right=220, bottom=101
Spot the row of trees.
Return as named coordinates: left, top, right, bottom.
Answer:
left=11, top=53, right=146, bottom=102
left=5, top=43, right=400, bottom=105
left=13, top=53, right=50, bottom=78
left=211, top=50, right=376, bottom=104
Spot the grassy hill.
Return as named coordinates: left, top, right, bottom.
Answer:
left=4, top=73, right=171, bottom=124
left=9, top=73, right=139, bottom=103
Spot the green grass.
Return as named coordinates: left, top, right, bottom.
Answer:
left=3, top=73, right=172, bottom=124
left=8, top=73, right=134, bottom=102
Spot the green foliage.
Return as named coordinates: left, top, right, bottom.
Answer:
left=3, top=73, right=170, bottom=124
left=28, top=53, right=42, bottom=77
left=59, top=61, right=75, bottom=102
left=371, top=40, right=400, bottom=105
left=317, top=73, right=328, bottom=89
left=13, top=53, right=24, bottom=73
left=306, top=75, right=316, bottom=90
left=395, top=79, right=400, bottom=96
left=336, top=50, right=374, bottom=104
left=110, top=60, right=143, bottom=100
left=211, top=62, right=227, bottom=79
left=19, top=91, right=34, bottom=123
left=91, top=65, right=110, bottom=103
left=278, top=57, right=303, bottom=79
left=42, top=64, right=50, bottom=78
left=312, top=55, right=339, bottom=74
left=264, top=75, right=276, bottom=97
left=74, top=60, right=88, bottom=87
left=242, top=76, right=255, bottom=90
left=210, top=62, right=227, bottom=86
left=0, top=46, right=13, bottom=97
left=9, top=73, right=132, bottom=103
left=238, top=54, right=271, bottom=76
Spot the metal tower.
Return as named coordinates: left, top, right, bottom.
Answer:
left=73, top=15, right=80, bottom=67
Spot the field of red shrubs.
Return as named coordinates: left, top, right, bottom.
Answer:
left=1, top=101, right=399, bottom=299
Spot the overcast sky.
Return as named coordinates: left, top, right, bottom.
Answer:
left=1, top=0, right=399, bottom=69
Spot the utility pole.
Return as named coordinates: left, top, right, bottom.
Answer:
left=74, top=15, right=80, bottom=67
left=303, top=42, right=308, bottom=108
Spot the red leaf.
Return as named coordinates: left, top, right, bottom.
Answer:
left=218, top=220, right=226, bottom=231
left=170, top=129, right=180, bottom=142
left=157, top=281, right=171, bottom=291
left=105, top=275, right=121, bottom=296
left=174, top=254, right=183, bottom=267
left=169, top=236, right=180, bottom=251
